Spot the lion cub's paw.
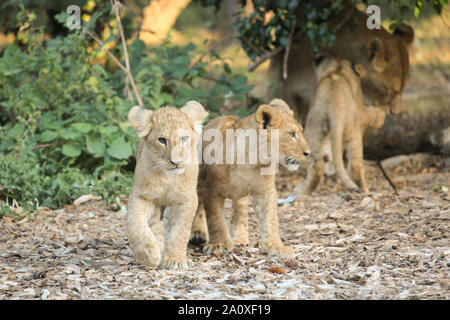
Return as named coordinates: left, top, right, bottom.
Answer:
left=294, top=184, right=311, bottom=196
left=232, top=237, right=249, bottom=247
left=132, top=245, right=161, bottom=268
left=189, top=230, right=207, bottom=246
left=263, top=243, right=295, bottom=258
left=160, top=257, right=194, bottom=270
left=345, top=181, right=361, bottom=193
left=203, top=242, right=233, bottom=256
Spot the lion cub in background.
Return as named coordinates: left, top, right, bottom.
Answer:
left=127, top=101, right=207, bottom=269
left=296, top=52, right=387, bottom=195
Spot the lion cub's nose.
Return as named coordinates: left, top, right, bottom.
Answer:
left=169, top=160, right=181, bottom=167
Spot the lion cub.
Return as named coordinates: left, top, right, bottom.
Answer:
left=296, top=53, right=387, bottom=195
left=127, top=101, right=207, bottom=269
left=190, top=99, right=310, bottom=257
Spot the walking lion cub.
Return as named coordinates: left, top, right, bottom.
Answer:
left=296, top=53, right=387, bottom=195
left=127, top=101, right=207, bottom=269
left=190, top=99, right=310, bottom=257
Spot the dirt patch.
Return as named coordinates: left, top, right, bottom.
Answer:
left=0, top=154, right=448, bottom=299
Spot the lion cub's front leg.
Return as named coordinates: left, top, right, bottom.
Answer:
left=252, top=189, right=294, bottom=257
left=160, top=196, right=198, bottom=269
left=127, top=196, right=161, bottom=268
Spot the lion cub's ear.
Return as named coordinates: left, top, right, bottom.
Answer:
left=268, top=98, right=294, bottom=116
left=128, top=106, right=153, bottom=138
left=255, top=104, right=282, bottom=129
left=352, top=63, right=366, bottom=78
left=180, top=100, right=208, bottom=133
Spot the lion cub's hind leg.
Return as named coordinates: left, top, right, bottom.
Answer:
left=230, top=195, right=250, bottom=246
left=189, top=201, right=208, bottom=245
left=347, top=132, right=369, bottom=193
left=295, top=130, right=327, bottom=195
left=203, top=195, right=234, bottom=256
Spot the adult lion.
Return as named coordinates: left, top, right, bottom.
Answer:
left=269, top=6, right=414, bottom=121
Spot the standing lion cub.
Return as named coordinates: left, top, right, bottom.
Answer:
left=296, top=53, right=387, bottom=195
left=190, top=99, right=310, bottom=257
left=127, top=101, right=207, bottom=269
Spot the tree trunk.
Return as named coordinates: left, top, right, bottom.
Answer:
left=139, top=0, right=191, bottom=45
left=364, top=110, right=449, bottom=160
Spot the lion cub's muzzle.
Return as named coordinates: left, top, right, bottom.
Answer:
left=166, top=159, right=185, bottom=175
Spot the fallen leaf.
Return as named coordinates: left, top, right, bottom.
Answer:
left=268, top=266, right=286, bottom=274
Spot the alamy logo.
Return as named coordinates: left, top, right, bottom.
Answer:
left=66, top=5, right=81, bottom=30
left=366, top=5, right=381, bottom=30
left=170, top=128, right=280, bottom=175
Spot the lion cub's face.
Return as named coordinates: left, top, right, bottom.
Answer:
left=128, top=101, right=208, bottom=175
left=260, top=99, right=311, bottom=171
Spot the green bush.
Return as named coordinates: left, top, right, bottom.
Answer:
left=0, top=8, right=253, bottom=214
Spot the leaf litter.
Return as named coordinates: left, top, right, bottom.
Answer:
left=0, top=153, right=448, bottom=299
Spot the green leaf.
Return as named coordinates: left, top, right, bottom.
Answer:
left=99, top=126, right=118, bottom=135
left=10, top=124, right=25, bottom=138
left=71, top=122, right=93, bottom=133
left=40, top=130, right=59, bottom=142
left=60, top=129, right=80, bottom=140
left=86, top=135, right=105, bottom=157
left=62, top=144, right=81, bottom=157
left=107, top=137, right=132, bottom=160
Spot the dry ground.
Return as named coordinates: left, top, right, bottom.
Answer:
left=0, top=153, right=448, bottom=300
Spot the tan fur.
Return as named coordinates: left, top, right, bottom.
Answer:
left=191, top=99, right=310, bottom=257
left=127, top=101, right=208, bottom=269
left=295, top=54, right=387, bottom=195
left=269, top=7, right=414, bottom=121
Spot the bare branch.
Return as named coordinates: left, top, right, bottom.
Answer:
left=377, top=160, right=398, bottom=195
left=238, top=35, right=264, bottom=56
left=83, top=27, right=127, bottom=73
left=188, top=35, right=235, bottom=71
left=32, top=143, right=56, bottom=150
left=112, top=0, right=144, bottom=107
left=246, top=46, right=283, bottom=72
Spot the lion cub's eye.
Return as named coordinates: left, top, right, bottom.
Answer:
left=157, top=137, right=167, bottom=146
left=182, top=136, right=190, bottom=143
left=289, top=131, right=296, bottom=138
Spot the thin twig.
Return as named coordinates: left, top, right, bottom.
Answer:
left=112, top=0, right=144, bottom=107
left=246, top=46, right=283, bottom=72
left=83, top=27, right=127, bottom=73
left=188, top=35, right=235, bottom=71
left=334, top=5, right=355, bottom=32
left=238, top=35, right=264, bottom=55
left=283, top=20, right=296, bottom=80
left=377, top=160, right=398, bottom=195
left=32, top=143, right=56, bottom=150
